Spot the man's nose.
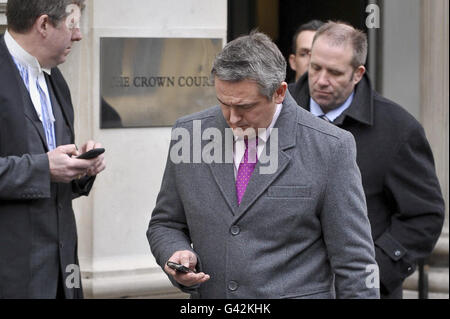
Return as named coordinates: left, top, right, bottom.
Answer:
left=317, top=71, right=329, bottom=87
left=72, top=28, right=83, bottom=42
left=229, top=107, right=242, bottom=124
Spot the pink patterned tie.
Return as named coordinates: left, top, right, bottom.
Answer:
left=236, top=137, right=258, bottom=206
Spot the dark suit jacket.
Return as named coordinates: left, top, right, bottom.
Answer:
left=148, top=91, right=379, bottom=299
left=0, top=34, right=94, bottom=298
left=289, top=73, right=445, bottom=297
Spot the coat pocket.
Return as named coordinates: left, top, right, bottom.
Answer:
left=280, top=286, right=333, bottom=299
left=267, top=185, right=311, bottom=198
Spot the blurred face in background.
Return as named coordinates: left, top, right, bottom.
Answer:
left=289, top=30, right=316, bottom=82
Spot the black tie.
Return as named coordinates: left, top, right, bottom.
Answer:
left=319, top=114, right=332, bottom=123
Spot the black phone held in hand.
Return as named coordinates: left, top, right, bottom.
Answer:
left=166, top=261, right=196, bottom=274
left=77, top=148, right=105, bottom=160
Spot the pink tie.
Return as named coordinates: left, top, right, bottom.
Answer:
left=236, top=137, right=258, bottom=206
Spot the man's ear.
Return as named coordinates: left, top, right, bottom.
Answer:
left=288, top=54, right=297, bottom=72
left=34, top=15, right=50, bottom=37
left=353, top=65, right=366, bottom=85
left=273, top=82, right=288, bottom=104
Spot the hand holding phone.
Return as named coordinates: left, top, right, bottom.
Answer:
left=165, top=250, right=210, bottom=287
left=166, top=261, right=197, bottom=274
left=77, top=148, right=105, bottom=160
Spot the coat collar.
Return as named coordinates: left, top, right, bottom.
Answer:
left=290, top=72, right=374, bottom=127
left=3, top=30, right=52, bottom=75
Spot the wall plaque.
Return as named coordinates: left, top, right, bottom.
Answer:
left=100, top=37, right=222, bottom=128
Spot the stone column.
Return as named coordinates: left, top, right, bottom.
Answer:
left=59, top=0, right=227, bottom=298
left=421, top=0, right=449, bottom=238
left=0, top=1, right=7, bottom=27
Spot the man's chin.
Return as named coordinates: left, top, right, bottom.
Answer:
left=312, top=97, right=335, bottom=110
left=232, top=127, right=257, bottom=138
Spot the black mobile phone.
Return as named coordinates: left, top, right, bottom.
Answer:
left=166, top=261, right=196, bottom=274
left=77, top=148, right=105, bottom=160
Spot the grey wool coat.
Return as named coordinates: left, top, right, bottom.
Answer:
left=147, top=91, right=380, bottom=299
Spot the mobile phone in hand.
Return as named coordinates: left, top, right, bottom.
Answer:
left=77, top=148, right=105, bottom=160
left=166, top=261, right=196, bottom=273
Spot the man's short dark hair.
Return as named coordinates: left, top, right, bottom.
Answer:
left=212, top=30, right=286, bottom=100
left=291, top=20, right=324, bottom=54
left=6, top=0, right=85, bottom=33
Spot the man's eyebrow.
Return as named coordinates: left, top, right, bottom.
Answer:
left=310, top=61, right=342, bottom=71
left=217, top=97, right=256, bottom=108
left=326, top=66, right=345, bottom=74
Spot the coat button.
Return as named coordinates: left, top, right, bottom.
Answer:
left=230, top=226, right=240, bottom=236
left=59, top=242, right=64, bottom=249
left=394, top=250, right=401, bottom=257
left=228, top=281, right=238, bottom=291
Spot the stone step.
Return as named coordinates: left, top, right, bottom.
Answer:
left=428, top=236, right=449, bottom=266
left=403, top=289, right=449, bottom=299
left=403, top=267, right=449, bottom=293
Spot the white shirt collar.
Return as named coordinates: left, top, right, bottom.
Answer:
left=310, top=92, right=354, bottom=122
left=4, top=29, right=52, bottom=75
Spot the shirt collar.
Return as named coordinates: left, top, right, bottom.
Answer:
left=234, top=103, right=283, bottom=143
left=310, top=92, right=354, bottom=122
left=4, top=29, right=52, bottom=75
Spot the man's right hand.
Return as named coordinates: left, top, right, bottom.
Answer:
left=165, top=250, right=210, bottom=287
left=47, top=144, right=94, bottom=183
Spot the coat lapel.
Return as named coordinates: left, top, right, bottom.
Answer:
left=21, top=88, right=49, bottom=152
left=46, top=73, right=75, bottom=143
left=207, top=111, right=240, bottom=216
left=233, top=92, right=298, bottom=223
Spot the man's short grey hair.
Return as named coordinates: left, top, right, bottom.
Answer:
left=211, top=31, right=287, bottom=100
left=7, top=0, right=86, bottom=33
left=313, top=21, right=368, bottom=69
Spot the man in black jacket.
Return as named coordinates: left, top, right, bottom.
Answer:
left=0, top=0, right=106, bottom=298
left=288, top=21, right=445, bottom=298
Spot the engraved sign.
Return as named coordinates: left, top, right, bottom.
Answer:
left=100, top=37, right=222, bottom=128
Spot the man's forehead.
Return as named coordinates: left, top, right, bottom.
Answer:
left=311, top=39, right=353, bottom=64
left=215, top=79, right=264, bottom=102
left=297, top=31, right=316, bottom=47
left=313, top=35, right=353, bottom=52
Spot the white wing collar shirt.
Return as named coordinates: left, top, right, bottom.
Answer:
left=4, top=30, right=56, bottom=150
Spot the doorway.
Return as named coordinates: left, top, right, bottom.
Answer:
left=228, top=0, right=371, bottom=83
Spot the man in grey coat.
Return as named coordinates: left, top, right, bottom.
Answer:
left=147, top=31, right=379, bottom=299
